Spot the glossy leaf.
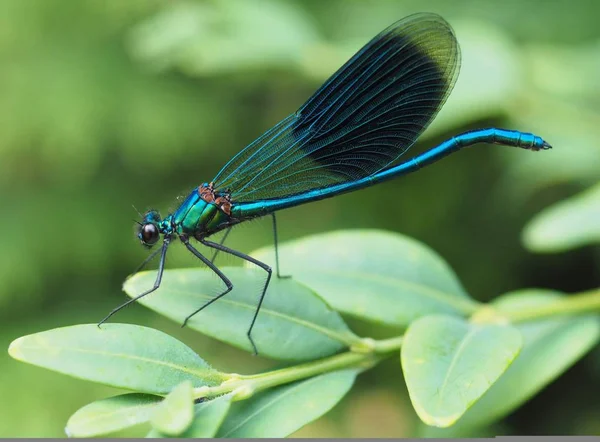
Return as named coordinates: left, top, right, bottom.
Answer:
left=422, top=290, right=600, bottom=437
left=66, top=393, right=161, bottom=438
left=522, top=183, right=600, bottom=252
left=147, top=394, right=233, bottom=438
left=217, top=369, right=358, bottom=437
left=8, top=324, right=224, bottom=394
left=402, top=314, right=522, bottom=427
left=124, top=267, right=359, bottom=361
left=150, top=381, right=194, bottom=436
left=250, top=230, right=477, bottom=327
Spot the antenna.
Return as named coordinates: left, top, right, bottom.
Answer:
left=132, top=204, right=143, bottom=218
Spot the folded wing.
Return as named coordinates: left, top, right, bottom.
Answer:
left=213, top=12, right=460, bottom=202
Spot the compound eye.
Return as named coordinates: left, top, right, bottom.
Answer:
left=140, top=223, right=159, bottom=245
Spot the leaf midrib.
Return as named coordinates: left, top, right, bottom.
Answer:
left=145, top=287, right=357, bottom=346
left=298, top=268, right=477, bottom=313
left=436, top=326, right=478, bottom=408
left=15, top=342, right=217, bottom=385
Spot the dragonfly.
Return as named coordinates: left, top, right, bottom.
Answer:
left=99, top=12, right=551, bottom=354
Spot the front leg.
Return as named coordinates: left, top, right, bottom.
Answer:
left=200, top=237, right=272, bottom=356
left=99, top=235, right=171, bottom=326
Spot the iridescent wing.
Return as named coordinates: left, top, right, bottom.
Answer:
left=212, top=13, right=460, bottom=202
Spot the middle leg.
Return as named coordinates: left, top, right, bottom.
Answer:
left=200, top=237, right=272, bottom=356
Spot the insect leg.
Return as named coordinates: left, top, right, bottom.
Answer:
left=98, top=235, right=171, bottom=326
left=200, top=238, right=271, bottom=356
left=272, top=213, right=291, bottom=279
left=130, top=246, right=162, bottom=276
left=209, top=227, right=232, bottom=264
left=179, top=237, right=241, bottom=337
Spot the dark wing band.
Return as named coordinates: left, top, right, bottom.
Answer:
left=213, top=13, right=460, bottom=202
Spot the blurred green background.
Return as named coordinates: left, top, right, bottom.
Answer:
left=1, top=0, right=598, bottom=437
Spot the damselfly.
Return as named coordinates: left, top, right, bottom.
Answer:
left=100, top=13, right=551, bottom=354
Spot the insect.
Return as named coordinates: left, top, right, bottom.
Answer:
left=99, top=13, right=550, bottom=354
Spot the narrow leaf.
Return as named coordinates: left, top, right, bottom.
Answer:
left=147, top=394, right=232, bottom=438
left=217, top=369, right=358, bottom=437
left=150, top=381, right=194, bottom=436
left=402, top=315, right=522, bottom=427
left=124, top=267, right=359, bottom=361
left=8, top=324, right=224, bottom=393
left=66, top=393, right=161, bottom=438
left=250, top=230, right=477, bottom=327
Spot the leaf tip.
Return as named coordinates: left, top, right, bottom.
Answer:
left=420, top=409, right=462, bottom=428
left=121, top=275, right=137, bottom=294
left=7, top=336, right=25, bottom=361
left=411, top=398, right=462, bottom=428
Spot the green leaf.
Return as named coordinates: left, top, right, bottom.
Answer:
left=217, top=369, right=358, bottom=437
left=250, top=230, right=477, bottom=327
left=66, top=393, right=161, bottom=438
left=402, top=315, right=522, bottom=428
left=421, top=290, right=600, bottom=437
left=124, top=267, right=359, bottom=361
left=150, top=381, right=194, bottom=436
left=8, top=324, right=224, bottom=394
left=523, top=183, right=600, bottom=252
left=147, top=394, right=233, bottom=438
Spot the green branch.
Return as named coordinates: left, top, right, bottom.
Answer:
left=193, top=335, right=403, bottom=401
left=505, top=288, right=600, bottom=323
left=191, top=288, right=600, bottom=403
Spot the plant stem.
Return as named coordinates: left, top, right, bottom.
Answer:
left=372, top=335, right=404, bottom=353
left=192, top=288, right=600, bottom=402
left=242, top=351, right=381, bottom=391
left=193, top=335, right=401, bottom=401
left=504, top=288, right=600, bottom=323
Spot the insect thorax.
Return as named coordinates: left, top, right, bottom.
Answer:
left=170, top=184, right=234, bottom=239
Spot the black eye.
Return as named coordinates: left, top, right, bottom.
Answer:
left=140, top=223, right=159, bottom=245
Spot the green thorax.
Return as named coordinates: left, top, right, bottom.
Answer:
left=170, top=186, right=234, bottom=238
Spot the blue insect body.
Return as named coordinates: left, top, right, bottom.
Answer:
left=101, top=13, right=551, bottom=354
